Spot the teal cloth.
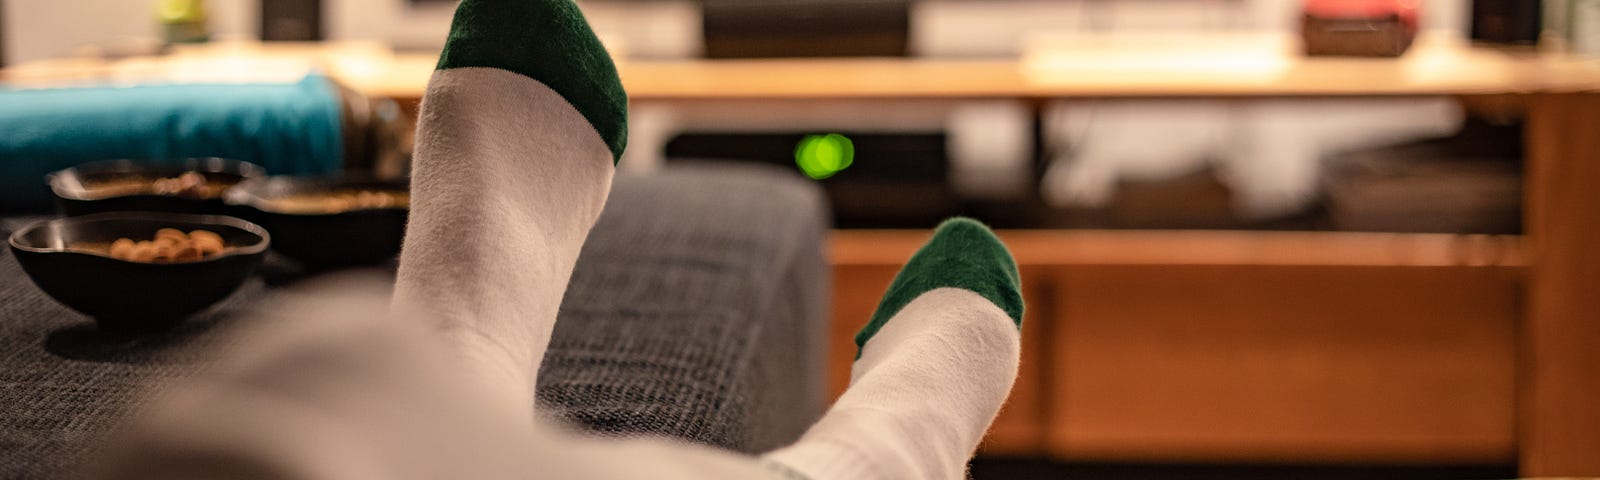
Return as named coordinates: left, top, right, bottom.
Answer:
left=0, top=74, right=344, bottom=212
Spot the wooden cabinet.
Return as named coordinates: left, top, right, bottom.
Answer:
left=829, top=231, right=1525, bottom=463
left=1048, top=264, right=1517, bottom=463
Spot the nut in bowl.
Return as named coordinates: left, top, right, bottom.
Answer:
left=98, top=228, right=231, bottom=263
left=48, top=158, right=267, bottom=217
left=8, top=212, right=270, bottom=333
left=226, top=175, right=409, bottom=269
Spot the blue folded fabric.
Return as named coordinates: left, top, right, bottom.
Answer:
left=0, top=74, right=344, bottom=212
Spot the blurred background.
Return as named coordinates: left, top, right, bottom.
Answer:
left=1, top=0, right=1529, bottom=230
left=4, top=0, right=1600, bottom=479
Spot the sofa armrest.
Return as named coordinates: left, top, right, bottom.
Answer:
left=537, top=161, right=831, bottom=453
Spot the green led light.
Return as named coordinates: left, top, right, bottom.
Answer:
left=795, top=133, right=855, bottom=180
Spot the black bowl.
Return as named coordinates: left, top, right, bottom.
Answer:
left=8, top=212, right=270, bottom=333
left=225, top=175, right=408, bottom=269
left=49, top=158, right=267, bottom=217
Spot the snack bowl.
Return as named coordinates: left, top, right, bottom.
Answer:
left=48, top=158, right=267, bottom=217
left=8, top=212, right=270, bottom=333
left=225, top=175, right=408, bottom=269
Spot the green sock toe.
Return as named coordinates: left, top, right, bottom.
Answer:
left=438, top=0, right=629, bottom=163
left=855, top=217, right=1024, bottom=357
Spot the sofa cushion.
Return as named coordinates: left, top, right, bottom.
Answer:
left=541, top=162, right=830, bottom=452
left=0, top=161, right=828, bottom=476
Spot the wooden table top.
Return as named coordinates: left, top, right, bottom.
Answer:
left=7, top=35, right=1600, bottom=100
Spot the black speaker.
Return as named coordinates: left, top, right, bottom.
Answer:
left=1471, top=0, right=1541, bottom=45
left=665, top=132, right=957, bottom=227
left=261, top=0, right=324, bottom=42
left=702, top=0, right=909, bottom=58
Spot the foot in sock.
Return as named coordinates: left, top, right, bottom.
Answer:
left=764, top=217, right=1025, bottom=480
left=392, top=0, right=628, bottom=418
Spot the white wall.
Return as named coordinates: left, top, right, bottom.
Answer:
left=324, top=0, right=448, bottom=50
left=3, top=0, right=1472, bottom=64
left=914, top=0, right=1469, bottom=57
left=5, top=0, right=255, bottom=64
left=323, top=0, right=701, bottom=56
left=325, top=0, right=1469, bottom=58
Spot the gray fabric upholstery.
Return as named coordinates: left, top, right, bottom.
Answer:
left=0, top=162, right=830, bottom=477
left=538, top=162, right=831, bottom=452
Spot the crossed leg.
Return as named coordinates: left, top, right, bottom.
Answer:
left=83, top=1, right=1025, bottom=478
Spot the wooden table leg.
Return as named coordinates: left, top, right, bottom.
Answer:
left=1522, top=92, right=1600, bottom=476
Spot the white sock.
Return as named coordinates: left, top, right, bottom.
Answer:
left=764, top=218, right=1026, bottom=480
left=391, top=0, right=628, bottom=417
left=764, top=289, right=1022, bottom=479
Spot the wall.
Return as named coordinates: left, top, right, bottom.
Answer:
left=3, top=0, right=1470, bottom=64
left=326, top=0, right=1468, bottom=58
left=4, top=0, right=255, bottom=64
left=327, top=0, right=1470, bottom=58
left=915, top=0, right=1468, bottom=57
left=322, top=0, right=703, bottom=56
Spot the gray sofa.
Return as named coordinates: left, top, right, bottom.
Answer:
left=0, top=162, right=830, bottom=477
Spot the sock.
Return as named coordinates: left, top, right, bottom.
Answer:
left=392, top=0, right=627, bottom=418
left=763, top=218, right=1025, bottom=480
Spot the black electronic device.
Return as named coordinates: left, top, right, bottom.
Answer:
left=666, top=132, right=959, bottom=227
left=702, top=0, right=910, bottom=58
left=1471, top=0, right=1542, bottom=45
left=261, top=0, right=325, bottom=42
